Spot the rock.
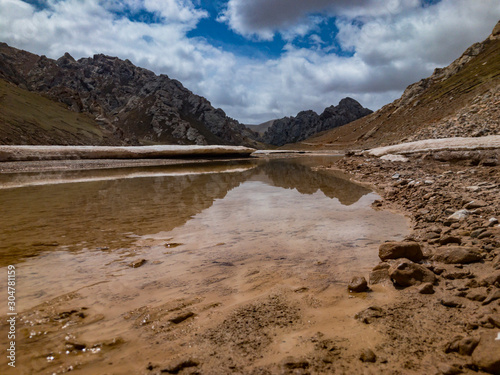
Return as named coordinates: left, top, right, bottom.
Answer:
left=478, top=230, right=495, bottom=239
left=446, top=209, right=470, bottom=225
left=128, top=259, right=147, bottom=268
left=169, top=311, right=195, bottom=324
left=440, top=297, right=464, bottom=308
left=432, top=246, right=482, bottom=264
left=379, top=241, right=423, bottom=262
left=369, top=263, right=390, bottom=284
left=471, top=332, right=500, bottom=374
left=464, top=200, right=487, bottom=209
left=482, top=271, right=500, bottom=286
left=348, top=276, right=369, bottom=292
left=437, top=363, right=464, bottom=375
left=380, top=154, right=409, bottom=162
left=354, top=306, right=384, bottom=324
left=359, top=348, right=377, bottom=363
left=418, top=282, right=435, bottom=294
left=439, top=236, right=462, bottom=246
left=389, top=259, right=436, bottom=287
left=161, top=359, right=200, bottom=374
left=482, top=289, right=500, bottom=305
left=445, top=335, right=479, bottom=355
left=488, top=218, right=499, bottom=227
left=281, top=357, right=309, bottom=370
left=487, top=314, right=500, bottom=328
left=466, top=288, right=488, bottom=302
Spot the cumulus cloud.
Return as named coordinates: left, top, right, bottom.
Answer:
left=0, top=0, right=499, bottom=125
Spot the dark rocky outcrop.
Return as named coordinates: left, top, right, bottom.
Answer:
left=260, top=98, right=372, bottom=146
left=0, top=43, right=260, bottom=147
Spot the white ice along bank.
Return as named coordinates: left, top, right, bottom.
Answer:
left=0, top=145, right=256, bottom=162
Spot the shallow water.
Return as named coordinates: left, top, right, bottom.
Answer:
left=0, top=156, right=409, bottom=373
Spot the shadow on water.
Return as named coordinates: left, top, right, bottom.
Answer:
left=0, top=157, right=371, bottom=266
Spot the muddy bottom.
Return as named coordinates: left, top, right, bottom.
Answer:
left=0, top=157, right=409, bottom=374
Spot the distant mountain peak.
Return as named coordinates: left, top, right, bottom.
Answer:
left=261, top=98, right=372, bottom=146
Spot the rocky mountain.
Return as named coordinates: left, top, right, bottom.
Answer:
left=303, top=20, right=500, bottom=150
left=0, top=43, right=261, bottom=147
left=260, top=98, right=372, bottom=146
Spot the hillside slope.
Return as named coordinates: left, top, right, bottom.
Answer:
left=0, top=79, right=127, bottom=145
left=0, top=43, right=261, bottom=147
left=302, top=20, right=500, bottom=150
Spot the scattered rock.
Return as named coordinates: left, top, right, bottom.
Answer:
left=379, top=241, right=423, bottom=262
left=354, top=306, right=384, bottom=324
left=418, top=282, right=435, bottom=294
left=281, top=357, right=310, bottom=370
left=432, top=247, right=482, bottom=264
left=439, top=236, right=462, bottom=246
left=466, top=288, right=488, bottom=302
left=481, top=271, right=500, bottom=286
left=464, top=200, right=487, bottom=209
left=169, top=311, right=195, bottom=324
left=359, top=348, right=377, bottom=363
left=482, top=289, right=500, bottom=305
left=437, top=363, right=464, bottom=375
left=161, top=359, right=199, bottom=374
left=348, top=276, right=369, bottom=292
left=444, top=335, right=479, bottom=355
left=369, top=263, right=390, bottom=284
left=128, top=259, right=147, bottom=268
left=389, top=259, right=436, bottom=287
left=471, top=332, right=500, bottom=374
left=445, top=209, right=470, bottom=225
left=440, top=297, right=464, bottom=308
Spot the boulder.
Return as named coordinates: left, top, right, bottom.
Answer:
left=432, top=246, right=482, bottom=264
left=388, top=259, right=436, bottom=287
left=379, top=241, right=423, bottom=262
left=471, top=332, right=500, bottom=374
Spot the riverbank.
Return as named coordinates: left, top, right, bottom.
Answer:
left=319, top=148, right=500, bottom=374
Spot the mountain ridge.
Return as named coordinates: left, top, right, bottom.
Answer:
left=0, top=43, right=261, bottom=147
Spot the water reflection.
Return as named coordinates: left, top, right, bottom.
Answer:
left=0, top=157, right=372, bottom=266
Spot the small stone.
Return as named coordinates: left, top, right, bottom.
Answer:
left=439, top=236, right=462, bottom=246
left=464, top=200, right=487, bottom=209
left=482, top=289, right=500, bottom=305
left=446, top=209, right=470, bottom=224
left=348, top=276, right=369, bottom=293
left=432, top=246, right=482, bottom=264
left=481, top=271, right=500, bottom=286
left=282, top=357, right=309, bottom=370
left=379, top=241, right=423, bottom=262
left=466, top=288, right=488, bottom=302
left=128, top=259, right=147, bottom=268
left=359, top=348, right=377, bottom=363
left=354, top=306, right=384, bottom=324
left=466, top=186, right=480, bottom=192
left=391, top=173, right=401, bottom=179
left=437, top=363, right=463, bottom=375
left=471, top=332, right=500, bottom=374
left=488, top=218, right=499, bottom=227
left=369, top=263, right=390, bottom=284
left=440, top=297, right=463, bottom=308
left=418, top=282, right=435, bottom=294
left=478, top=230, right=495, bottom=239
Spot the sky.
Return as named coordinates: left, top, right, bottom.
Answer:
left=0, top=0, right=499, bottom=124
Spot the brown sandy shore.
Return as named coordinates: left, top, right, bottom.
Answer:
left=0, top=148, right=499, bottom=374
left=318, top=149, right=500, bottom=375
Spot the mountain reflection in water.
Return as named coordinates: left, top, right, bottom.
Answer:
left=0, top=158, right=371, bottom=266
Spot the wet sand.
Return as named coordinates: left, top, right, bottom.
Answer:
left=0, top=156, right=411, bottom=374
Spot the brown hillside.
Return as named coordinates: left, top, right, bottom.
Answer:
left=299, top=20, right=500, bottom=150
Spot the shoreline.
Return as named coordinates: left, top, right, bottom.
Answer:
left=319, top=149, right=500, bottom=374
